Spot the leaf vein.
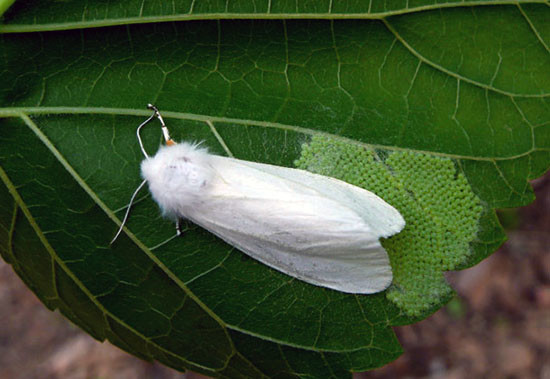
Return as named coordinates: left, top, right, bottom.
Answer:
left=382, top=18, right=550, bottom=98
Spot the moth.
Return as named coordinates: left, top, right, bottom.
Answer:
left=112, top=105, right=405, bottom=294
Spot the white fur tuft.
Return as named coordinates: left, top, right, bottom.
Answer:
left=141, top=142, right=213, bottom=220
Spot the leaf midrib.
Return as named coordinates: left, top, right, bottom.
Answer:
left=0, top=0, right=546, bottom=33
left=0, top=107, right=545, bottom=161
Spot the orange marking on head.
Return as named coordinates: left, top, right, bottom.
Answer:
left=166, top=140, right=176, bottom=146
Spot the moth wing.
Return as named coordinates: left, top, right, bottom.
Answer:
left=232, top=158, right=405, bottom=237
left=184, top=156, right=400, bottom=294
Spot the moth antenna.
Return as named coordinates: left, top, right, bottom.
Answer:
left=110, top=179, right=148, bottom=244
left=147, top=104, right=176, bottom=146
left=136, top=109, right=157, bottom=158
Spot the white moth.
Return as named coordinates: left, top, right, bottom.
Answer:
left=113, top=105, right=405, bottom=294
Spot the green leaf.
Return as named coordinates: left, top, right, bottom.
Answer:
left=0, top=0, right=15, bottom=17
left=1, top=4, right=549, bottom=377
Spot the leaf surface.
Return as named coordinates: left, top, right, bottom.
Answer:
left=1, top=4, right=549, bottom=377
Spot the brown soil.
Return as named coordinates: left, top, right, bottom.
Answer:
left=1, top=173, right=548, bottom=379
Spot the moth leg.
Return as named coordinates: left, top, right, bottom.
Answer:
left=176, top=218, right=185, bottom=236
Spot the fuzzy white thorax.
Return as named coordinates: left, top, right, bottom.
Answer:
left=140, top=143, right=214, bottom=220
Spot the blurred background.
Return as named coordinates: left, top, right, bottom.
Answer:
left=1, top=172, right=548, bottom=379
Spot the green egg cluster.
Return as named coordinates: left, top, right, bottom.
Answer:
left=294, top=136, right=483, bottom=316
